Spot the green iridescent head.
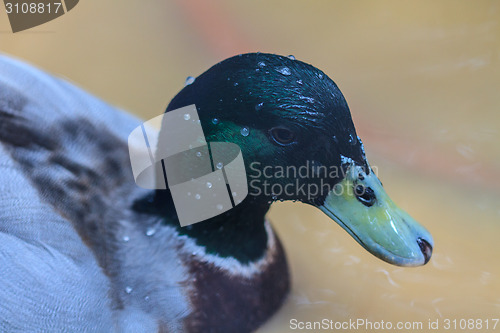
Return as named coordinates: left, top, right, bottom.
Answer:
left=163, top=53, right=433, bottom=266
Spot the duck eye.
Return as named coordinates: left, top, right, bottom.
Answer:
left=354, top=184, right=376, bottom=207
left=269, top=127, right=296, bottom=146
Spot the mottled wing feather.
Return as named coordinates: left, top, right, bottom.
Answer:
left=0, top=54, right=143, bottom=332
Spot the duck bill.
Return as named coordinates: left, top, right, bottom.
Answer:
left=318, top=163, right=433, bottom=267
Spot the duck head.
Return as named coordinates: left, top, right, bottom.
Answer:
left=163, top=53, right=433, bottom=267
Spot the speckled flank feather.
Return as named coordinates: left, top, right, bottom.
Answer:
left=0, top=55, right=191, bottom=332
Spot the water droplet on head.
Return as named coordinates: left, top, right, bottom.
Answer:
left=196, top=151, right=202, bottom=157
left=240, top=127, right=250, bottom=136
left=318, top=73, right=324, bottom=79
left=233, top=82, right=239, bottom=87
left=288, top=55, right=296, bottom=60
left=146, top=227, right=156, bottom=237
left=300, top=96, right=315, bottom=103
left=216, top=204, right=223, bottom=210
left=123, top=235, right=130, bottom=242
left=206, top=182, right=212, bottom=189
left=348, top=133, right=357, bottom=145
left=183, top=114, right=191, bottom=121
left=271, top=195, right=278, bottom=201
left=185, top=76, right=195, bottom=86
left=297, top=79, right=303, bottom=85
left=125, top=286, right=133, bottom=294
left=276, top=66, right=292, bottom=76
left=144, top=296, right=150, bottom=301
left=258, top=61, right=266, bottom=68
left=255, top=102, right=263, bottom=111
left=195, top=194, right=201, bottom=200
left=216, top=162, right=223, bottom=169
left=212, top=118, right=219, bottom=125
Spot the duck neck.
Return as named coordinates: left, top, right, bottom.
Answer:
left=136, top=191, right=271, bottom=264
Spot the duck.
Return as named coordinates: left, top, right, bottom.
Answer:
left=0, top=53, right=433, bottom=333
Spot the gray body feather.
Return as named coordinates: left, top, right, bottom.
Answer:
left=0, top=55, right=191, bottom=332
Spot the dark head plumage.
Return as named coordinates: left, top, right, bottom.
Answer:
left=164, top=53, right=367, bottom=204
left=157, top=53, right=432, bottom=268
